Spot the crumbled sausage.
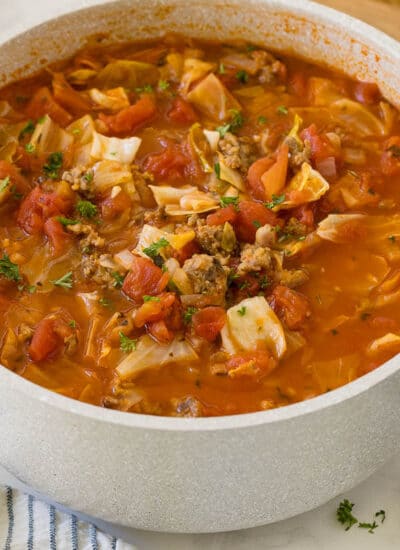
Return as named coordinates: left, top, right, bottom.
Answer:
left=171, top=395, right=203, bottom=417
left=237, top=244, right=272, bottom=276
left=275, top=268, right=309, bottom=288
left=66, top=222, right=105, bottom=249
left=195, top=220, right=237, bottom=256
left=218, top=132, right=257, bottom=173
left=62, top=166, right=94, bottom=196
left=285, top=136, right=311, bottom=171
left=182, top=254, right=228, bottom=302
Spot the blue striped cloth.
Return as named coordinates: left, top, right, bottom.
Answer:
left=1, top=487, right=131, bottom=549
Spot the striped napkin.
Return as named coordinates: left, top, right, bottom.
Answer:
left=0, top=487, right=133, bottom=550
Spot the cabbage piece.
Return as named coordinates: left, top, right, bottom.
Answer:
left=67, top=114, right=95, bottom=145
left=90, top=131, right=141, bottom=164
left=366, top=333, right=400, bottom=357
left=117, top=335, right=199, bottom=380
left=310, top=354, right=360, bottom=392
left=220, top=53, right=261, bottom=74
left=221, top=296, right=286, bottom=359
left=287, top=113, right=303, bottom=145
left=29, top=115, right=73, bottom=154
left=217, top=154, right=246, bottom=192
left=331, top=99, right=386, bottom=137
left=188, top=123, right=214, bottom=172
left=187, top=73, right=242, bottom=122
left=234, top=86, right=265, bottom=98
left=316, top=214, right=365, bottom=243
left=94, top=60, right=159, bottom=90
left=180, top=58, right=215, bottom=96
left=278, top=162, right=329, bottom=210
left=164, top=258, right=193, bottom=294
left=0, top=122, right=25, bottom=162
left=149, top=184, right=218, bottom=215
left=284, top=330, right=306, bottom=359
left=88, top=87, right=130, bottom=112
left=92, top=160, right=134, bottom=193
left=308, top=77, right=343, bottom=105
left=134, top=224, right=195, bottom=256
left=67, top=69, right=97, bottom=86
left=203, top=129, right=220, bottom=151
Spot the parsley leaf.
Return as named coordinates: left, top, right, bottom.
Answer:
left=387, top=144, right=400, bottom=158
left=0, top=176, right=10, bottom=193
left=358, top=521, right=378, bottom=534
left=236, top=70, right=249, bottom=84
left=135, top=84, right=154, bottom=94
left=265, top=193, right=285, bottom=209
left=76, top=200, right=97, bottom=219
left=56, top=216, right=78, bottom=226
left=143, top=295, right=160, bottom=302
left=216, top=109, right=244, bottom=137
left=220, top=196, right=239, bottom=209
left=214, top=162, right=221, bottom=179
left=183, top=306, right=198, bottom=324
left=68, top=320, right=76, bottom=329
left=375, top=510, right=386, bottom=523
left=99, top=297, right=112, bottom=308
left=0, top=253, right=21, bottom=281
left=19, top=120, right=35, bottom=138
left=258, top=115, right=267, bottom=125
left=158, top=80, right=170, bottom=91
left=253, top=220, right=261, bottom=229
left=51, top=271, right=73, bottom=289
left=24, top=143, right=35, bottom=154
left=43, top=151, right=63, bottom=179
left=111, top=271, right=125, bottom=289
left=237, top=306, right=246, bottom=316
left=143, top=238, right=169, bottom=261
left=337, top=500, right=358, bottom=531
left=277, top=105, right=288, bottom=115
left=82, top=171, right=93, bottom=184
left=218, top=63, right=225, bottom=74
left=119, top=332, right=137, bottom=353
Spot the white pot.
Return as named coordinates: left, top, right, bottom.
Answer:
left=0, top=0, right=400, bottom=534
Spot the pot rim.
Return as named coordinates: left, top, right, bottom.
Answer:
left=1, top=0, right=400, bottom=432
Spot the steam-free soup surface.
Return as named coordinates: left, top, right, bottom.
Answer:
left=0, top=36, right=400, bottom=416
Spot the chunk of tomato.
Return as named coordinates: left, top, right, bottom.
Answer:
left=99, top=95, right=156, bottom=135
left=269, top=285, right=310, bottom=329
left=25, top=86, right=73, bottom=127
left=247, top=156, right=274, bottom=201
left=43, top=217, right=71, bottom=257
left=301, top=124, right=337, bottom=162
left=122, top=256, right=169, bottom=303
left=28, top=314, right=73, bottom=362
left=100, top=189, right=131, bottom=221
left=192, top=306, right=226, bottom=342
left=18, top=187, right=73, bottom=235
left=168, top=97, right=198, bottom=124
left=381, top=137, right=400, bottom=176
left=226, top=350, right=276, bottom=380
left=134, top=292, right=176, bottom=327
left=353, top=81, right=380, bottom=105
left=147, top=319, right=174, bottom=344
left=233, top=200, right=278, bottom=243
left=206, top=205, right=238, bottom=226
left=144, top=140, right=198, bottom=183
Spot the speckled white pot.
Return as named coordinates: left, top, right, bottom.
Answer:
left=0, top=0, right=400, bottom=534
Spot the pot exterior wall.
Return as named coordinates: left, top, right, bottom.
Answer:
left=1, top=370, right=400, bottom=532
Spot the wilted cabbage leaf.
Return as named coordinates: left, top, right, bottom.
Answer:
left=149, top=184, right=218, bottom=215
left=90, top=131, right=141, bottom=163
left=134, top=224, right=195, bottom=256
left=88, top=87, right=130, bottom=112
left=331, top=98, right=386, bottom=137
left=94, top=60, right=159, bottom=90
left=29, top=115, right=73, bottom=154
left=278, top=162, right=329, bottom=210
left=187, top=73, right=242, bottom=122
left=180, top=58, right=215, bottom=96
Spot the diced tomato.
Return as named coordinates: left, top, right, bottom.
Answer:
left=233, top=200, right=278, bottom=243
left=192, top=306, right=226, bottom=342
left=168, top=97, right=198, bottom=124
left=28, top=314, right=74, bottom=362
left=226, top=350, right=276, bottom=380
left=98, top=95, right=156, bottom=135
left=289, top=71, right=308, bottom=97
left=353, top=81, right=380, bottom=105
left=206, top=205, right=238, bottom=226
left=134, top=292, right=176, bottom=327
left=301, top=124, right=337, bottom=162
left=172, top=240, right=201, bottom=264
left=381, top=136, right=400, bottom=176
left=367, top=316, right=399, bottom=332
left=233, top=273, right=261, bottom=300
left=52, top=73, right=91, bottom=116
left=122, top=256, right=170, bottom=303
left=25, top=86, right=73, bottom=127
left=0, top=160, right=29, bottom=195
left=100, top=189, right=131, bottom=221
left=247, top=156, right=275, bottom=201
left=144, top=140, right=198, bottom=183
left=147, top=319, right=174, bottom=344
left=43, top=217, right=71, bottom=257
left=269, top=285, right=310, bottom=329
left=291, top=204, right=315, bottom=229
left=17, top=187, right=73, bottom=235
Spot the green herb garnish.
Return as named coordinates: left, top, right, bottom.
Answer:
left=82, top=171, right=94, bottom=184
left=43, top=151, right=63, bottom=179
left=56, top=216, right=78, bottom=226
left=216, top=109, right=244, bottom=137
left=236, top=70, right=249, bottom=84
left=337, top=500, right=358, bottom=531
left=143, top=295, right=160, bottom=302
left=388, top=235, right=396, bottom=243
left=253, top=220, right=261, bottom=229
left=375, top=510, right=386, bottom=523
left=119, top=332, right=137, bottom=353
left=218, top=63, right=225, bottom=74
left=143, top=238, right=170, bottom=261
left=220, top=196, right=239, bottom=209
left=277, top=105, right=288, bottom=115
left=265, top=193, right=285, bottom=209
left=0, top=253, right=21, bottom=281
left=258, top=115, right=267, bottom=125
left=111, top=271, right=125, bottom=289
left=358, top=521, right=378, bottom=534
left=24, top=143, right=35, bottom=154
left=183, top=306, right=198, bottom=324
left=158, top=80, right=170, bottom=91
left=99, top=297, right=112, bottom=308
left=214, top=162, right=221, bottom=179
left=135, top=84, right=154, bottom=94
left=19, top=120, right=35, bottom=138
left=237, top=306, right=246, bottom=316
left=387, top=144, right=400, bottom=158
left=51, top=271, right=73, bottom=289
left=76, top=200, right=97, bottom=219
left=68, top=320, right=76, bottom=329
left=0, top=176, right=10, bottom=193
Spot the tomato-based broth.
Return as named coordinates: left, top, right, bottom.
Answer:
left=0, top=36, right=399, bottom=417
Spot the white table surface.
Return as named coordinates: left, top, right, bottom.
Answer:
left=2, top=0, right=400, bottom=547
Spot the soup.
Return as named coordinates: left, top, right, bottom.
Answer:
left=0, top=35, right=399, bottom=416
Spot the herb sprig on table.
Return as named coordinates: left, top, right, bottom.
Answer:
left=336, top=499, right=386, bottom=534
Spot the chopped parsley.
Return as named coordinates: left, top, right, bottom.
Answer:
left=0, top=253, right=21, bottom=281
left=239, top=280, right=250, bottom=291
left=237, top=306, right=246, bottom=316
left=387, top=144, right=400, bottom=158
left=135, top=84, right=154, bottom=94
left=10, top=185, right=23, bottom=200
left=119, top=332, right=137, bottom=353
left=246, top=44, right=257, bottom=52
left=258, top=275, right=270, bottom=290
left=24, top=143, right=35, bottom=154
left=82, top=171, right=94, bottom=184
left=76, top=200, right=97, bottom=219
left=183, top=306, right=198, bottom=324
left=388, top=235, right=396, bottom=243
left=216, top=109, right=244, bottom=137
left=19, top=120, right=35, bottom=138
left=336, top=500, right=358, bottom=531
left=277, top=105, right=289, bottom=115
left=236, top=70, right=249, bottom=84
left=220, top=196, right=239, bottom=209
left=111, top=271, right=125, bottom=289
left=265, top=193, right=285, bottom=209
left=51, top=271, right=73, bottom=289
left=375, top=510, right=386, bottom=523
left=253, top=220, right=262, bottom=229
left=0, top=176, right=10, bottom=193
left=43, top=151, right=63, bottom=179
left=143, top=295, right=160, bottom=302
left=56, top=216, right=78, bottom=226
left=218, top=63, right=225, bottom=74
left=99, top=297, right=112, bottom=308
left=143, top=238, right=170, bottom=261
left=214, top=162, right=221, bottom=179
left=358, top=521, right=378, bottom=534
left=331, top=328, right=339, bottom=335
left=158, top=80, right=170, bottom=91
left=68, top=320, right=77, bottom=329
left=227, top=270, right=239, bottom=286
left=360, top=311, right=371, bottom=320
left=258, top=115, right=268, bottom=125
